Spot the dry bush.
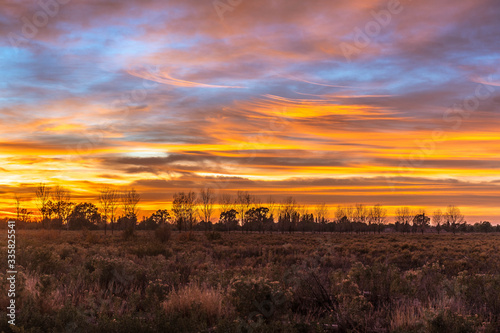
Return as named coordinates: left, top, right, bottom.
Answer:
left=163, top=284, right=225, bottom=321
left=178, top=231, right=197, bottom=242
left=122, top=226, right=135, bottom=240
left=81, top=228, right=99, bottom=244
left=38, top=229, right=60, bottom=241
left=205, top=231, right=222, bottom=241
left=390, top=299, right=427, bottom=331
left=155, top=224, right=171, bottom=243
left=9, top=231, right=500, bottom=332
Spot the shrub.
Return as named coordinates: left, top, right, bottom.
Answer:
left=329, top=270, right=377, bottom=330
left=145, top=279, right=170, bottom=303
left=292, top=271, right=335, bottom=316
left=81, top=228, right=99, bottom=244
left=229, top=276, right=291, bottom=319
left=23, top=247, right=61, bottom=275
left=163, top=284, right=224, bottom=329
left=122, top=226, right=135, bottom=240
left=205, top=231, right=222, bottom=241
left=178, top=232, right=197, bottom=242
left=130, top=243, right=171, bottom=258
left=155, top=224, right=171, bottom=243
left=88, top=256, right=142, bottom=296
left=59, top=245, right=77, bottom=260
left=428, top=310, right=482, bottom=333
left=348, top=261, right=403, bottom=306
left=454, top=272, right=500, bottom=319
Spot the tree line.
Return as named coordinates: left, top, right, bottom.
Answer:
left=6, top=184, right=499, bottom=234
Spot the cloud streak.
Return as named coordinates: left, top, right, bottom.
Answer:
left=1, top=0, right=500, bottom=221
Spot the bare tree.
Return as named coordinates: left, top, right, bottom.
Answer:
left=51, top=186, right=73, bottom=229
left=395, top=206, right=413, bottom=232
left=395, top=207, right=410, bottom=223
left=236, top=191, right=253, bottom=232
left=98, top=187, right=117, bottom=235
left=172, top=191, right=197, bottom=232
left=344, top=206, right=355, bottom=222
left=14, top=194, right=32, bottom=224
left=353, top=204, right=368, bottom=224
left=120, top=188, right=140, bottom=232
left=14, top=194, right=21, bottom=222
left=315, top=203, right=328, bottom=224
left=267, top=196, right=276, bottom=217
left=444, top=205, right=464, bottom=234
left=35, top=183, right=51, bottom=226
left=265, top=196, right=277, bottom=232
left=433, top=209, right=443, bottom=234
left=298, top=204, right=308, bottom=218
left=19, top=208, right=32, bottom=224
left=121, top=188, right=140, bottom=217
left=280, top=196, right=298, bottom=233
left=199, top=188, right=215, bottom=226
left=369, top=204, right=387, bottom=232
left=334, top=205, right=345, bottom=222
left=219, top=193, right=234, bottom=213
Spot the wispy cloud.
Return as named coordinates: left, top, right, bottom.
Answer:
left=1, top=0, right=500, bottom=221
left=127, top=67, right=245, bottom=89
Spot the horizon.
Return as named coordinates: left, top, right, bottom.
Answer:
left=2, top=0, right=500, bottom=223
left=3, top=186, right=498, bottom=225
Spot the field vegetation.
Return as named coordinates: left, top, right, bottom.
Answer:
left=1, top=230, right=499, bottom=332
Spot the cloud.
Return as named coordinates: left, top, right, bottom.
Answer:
left=127, top=67, right=246, bottom=89
left=1, top=0, right=500, bottom=221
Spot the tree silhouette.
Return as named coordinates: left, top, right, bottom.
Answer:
left=172, top=191, right=197, bottom=232
left=140, top=209, right=170, bottom=230
left=245, top=206, right=270, bottom=233
left=315, top=203, right=328, bottom=231
left=199, top=188, right=215, bottom=228
left=218, top=209, right=238, bottom=232
left=68, top=202, right=101, bottom=230
left=98, top=187, right=116, bottom=235
left=445, top=205, right=464, bottom=234
left=353, top=204, right=368, bottom=225
left=119, top=188, right=140, bottom=233
left=369, top=204, right=387, bottom=233
left=433, top=209, right=443, bottom=234
left=51, top=186, right=73, bottom=230
left=35, top=183, right=51, bottom=228
left=395, top=207, right=413, bottom=233
left=412, top=212, right=430, bottom=234
left=236, top=191, right=253, bottom=232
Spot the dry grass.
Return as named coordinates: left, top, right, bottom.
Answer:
left=163, top=284, right=225, bottom=319
left=390, top=294, right=468, bottom=330
left=22, top=273, right=40, bottom=300
left=1, top=231, right=499, bottom=332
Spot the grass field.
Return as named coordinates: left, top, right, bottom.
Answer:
left=1, top=230, right=500, bottom=332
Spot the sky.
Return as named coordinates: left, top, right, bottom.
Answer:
left=1, top=0, right=500, bottom=222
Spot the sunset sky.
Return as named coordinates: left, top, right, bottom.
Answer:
left=1, top=0, right=500, bottom=222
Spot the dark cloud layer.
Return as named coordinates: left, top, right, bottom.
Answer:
left=1, top=0, right=500, bottom=220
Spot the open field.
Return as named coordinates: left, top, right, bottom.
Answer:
left=1, top=230, right=500, bottom=332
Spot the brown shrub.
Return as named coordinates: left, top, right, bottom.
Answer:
left=155, top=224, right=171, bottom=243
